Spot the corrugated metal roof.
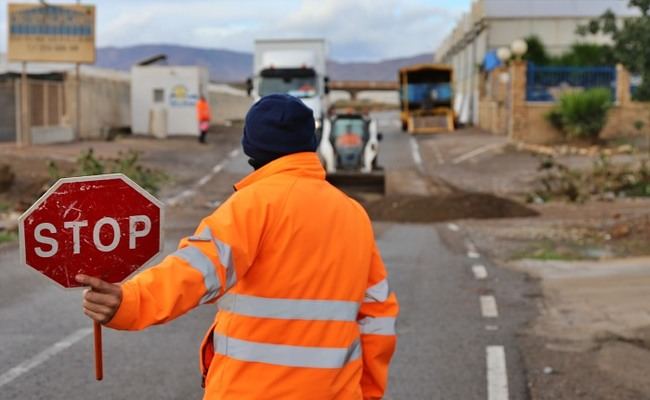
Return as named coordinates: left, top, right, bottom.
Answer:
left=483, top=0, right=640, bottom=19
left=0, top=53, right=129, bottom=81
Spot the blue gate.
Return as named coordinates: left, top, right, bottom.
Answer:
left=526, top=64, right=617, bottom=102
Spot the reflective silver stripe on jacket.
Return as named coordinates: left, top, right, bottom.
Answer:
left=364, top=279, right=389, bottom=303
left=214, top=238, right=237, bottom=289
left=172, top=247, right=221, bottom=304
left=358, top=316, right=397, bottom=336
left=218, top=293, right=359, bottom=321
left=214, top=334, right=362, bottom=368
left=188, top=227, right=237, bottom=289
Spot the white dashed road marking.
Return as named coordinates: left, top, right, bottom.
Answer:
left=465, top=240, right=480, bottom=259
left=472, top=265, right=488, bottom=280
left=164, top=148, right=240, bottom=207
left=486, top=346, right=510, bottom=400
left=452, top=143, right=504, bottom=165
left=409, top=137, right=425, bottom=173
left=0, top=328, right=92, bottom=389
left=480, top=295, right=499, bottom=318
left=447, top=223, right=460, bottom=232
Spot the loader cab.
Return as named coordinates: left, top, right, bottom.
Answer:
left=318, top=111, right=385, bottom=194
left=329, top=114, right=370, bottom=170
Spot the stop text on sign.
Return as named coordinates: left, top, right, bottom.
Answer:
left=34, top=215, right=152, bottom=257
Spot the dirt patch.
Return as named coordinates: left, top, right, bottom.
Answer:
left=0, top=164, right=15, bottom=193
left=0, top=156, right=71, bottom=212
left=512, top=213, right=650, bottom=260
left=357, top=192, right=539, bottom=223
left=520, top=334, right=650, bottom=400
left=463, top=199, right=650, bottom=262
left=509, top=256, right=650, bottom=399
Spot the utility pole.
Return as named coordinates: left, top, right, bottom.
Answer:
left=75, top=0, right=82, bottom=140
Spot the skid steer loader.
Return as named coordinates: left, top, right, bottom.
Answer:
left=318, top=111, right=386, bottom=194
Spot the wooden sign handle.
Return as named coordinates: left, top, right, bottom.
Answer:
left=94, top=321, right=103, bottom=381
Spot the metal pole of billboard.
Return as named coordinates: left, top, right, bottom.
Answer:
left=75, top=63, right=81, bottom=140
left=19, top=61, right=31, bottom=147
left=75, top=0, right=81, bottom=140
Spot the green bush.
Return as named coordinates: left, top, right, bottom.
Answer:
left=49, top=149, right=168, bottom=196
left=546, top=88, right=613, bottom=140
left=0, top=230, right=16, bottom=244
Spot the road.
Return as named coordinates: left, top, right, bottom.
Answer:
left=0, top=113, right=534, bottom=399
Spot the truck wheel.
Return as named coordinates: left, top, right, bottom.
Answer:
left=401, top=120, right=408, bottom=132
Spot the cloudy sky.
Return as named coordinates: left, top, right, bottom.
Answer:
left=1, top=0, right=471, bottom=61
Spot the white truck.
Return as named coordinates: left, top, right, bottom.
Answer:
left=248, top=39, right=330, bottom=135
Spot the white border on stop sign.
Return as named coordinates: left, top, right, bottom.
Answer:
left=18, top=173, right=166, bottom=290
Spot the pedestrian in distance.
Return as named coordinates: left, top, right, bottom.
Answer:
left=77, top=94, right=399, bottom=400
left=196, top=94, right=211, bottom=144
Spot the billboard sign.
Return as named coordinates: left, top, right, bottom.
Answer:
left=8, top=3, right=96, bottom=63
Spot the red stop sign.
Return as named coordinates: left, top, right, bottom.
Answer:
left=19, top=174, right=163, bottom=288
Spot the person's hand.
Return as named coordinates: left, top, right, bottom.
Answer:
left=75, top=274, right=123, bottom=324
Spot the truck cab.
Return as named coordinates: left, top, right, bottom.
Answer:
left=399, top=64, right=455, bottom=134
left=250, top=39, right=329, bottom=138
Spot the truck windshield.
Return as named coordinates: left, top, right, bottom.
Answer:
left=259, top=76, right=318, bottom=99
left=403, top=83, right=452, bottom=105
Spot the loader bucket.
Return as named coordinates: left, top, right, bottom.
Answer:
left=326, top=171, right=386, bottom=195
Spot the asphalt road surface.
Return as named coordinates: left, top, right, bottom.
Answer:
left=0, top=112, right=534, bottom=399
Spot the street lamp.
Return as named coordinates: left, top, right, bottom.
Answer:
left=496, top=47, right=512, bottom=63
left=511, top=39, right=528, bottom=60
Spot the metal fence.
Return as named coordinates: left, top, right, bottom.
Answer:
left=0, top=81, right=17, bottom=142
left=526, top=64, right=617, bottom=102
left=631, top=74, right=643, bottom=99
left=29, top=80, right=66, bottom=127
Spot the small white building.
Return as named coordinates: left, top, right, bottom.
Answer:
left=131, top=66, right=209, bottom=137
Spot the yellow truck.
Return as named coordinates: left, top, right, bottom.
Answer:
left=399, top=64, right=455, bottom=134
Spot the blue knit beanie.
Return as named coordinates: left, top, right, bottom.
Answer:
left=242, top=94, right=317, bottom=165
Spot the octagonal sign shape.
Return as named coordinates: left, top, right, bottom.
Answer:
left=19, top=174, right=164, bottom=288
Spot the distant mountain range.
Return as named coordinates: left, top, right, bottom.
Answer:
left=96, top=44, right=433, bottom=82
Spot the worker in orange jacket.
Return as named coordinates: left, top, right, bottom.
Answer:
left=77, top=94, right=398, bottom=400
left=196, top=95, right=211, bottom=144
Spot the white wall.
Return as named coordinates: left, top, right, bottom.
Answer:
left=131, top=66, right=208, bottom=136
left=487, top=18, right=613, bottom=55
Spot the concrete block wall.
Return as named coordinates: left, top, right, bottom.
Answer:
left=65, top=71, right=131, bottom=140
left=207, top=84, right=253, bottom=123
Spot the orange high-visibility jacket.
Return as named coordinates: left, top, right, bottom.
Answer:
left=107, top=152, right=399, bottom=400
left=197, top=99, right=211, bottom=122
